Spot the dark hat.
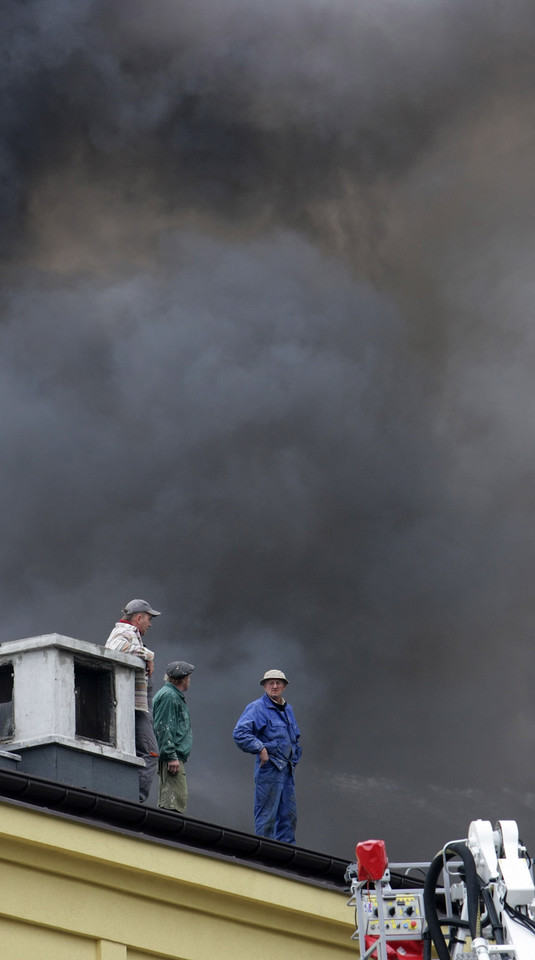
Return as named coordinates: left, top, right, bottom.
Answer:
left=122, top=599, right=161, bottom=617
left=166, top=661, right=195, bottom=679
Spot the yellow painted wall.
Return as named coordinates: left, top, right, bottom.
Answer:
left=0, top=801, right=356, bottom=959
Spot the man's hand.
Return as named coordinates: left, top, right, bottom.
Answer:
left=259, top=747, right=269, bottom=767
left=168, top=759, right=180, bottom=775
left=147, top=660, right=155, bottom=677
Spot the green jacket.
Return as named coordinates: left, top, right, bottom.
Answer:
left=152, top=682, right=192, bottom=762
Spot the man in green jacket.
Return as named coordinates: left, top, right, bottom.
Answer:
left=152, top=661, right=195, bottom=813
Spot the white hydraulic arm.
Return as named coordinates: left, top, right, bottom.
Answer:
left=464, top=819, right=535, bottom=960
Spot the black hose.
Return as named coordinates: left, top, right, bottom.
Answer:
left=481, top=887, right=514, bottom=960
left=481, top=885, right=505, bottom=944
left=423, top=841, right=479, bottom=960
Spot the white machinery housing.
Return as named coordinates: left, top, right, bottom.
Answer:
left=348, top=819, right=535, bottom=960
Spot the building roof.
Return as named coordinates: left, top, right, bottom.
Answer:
left=0, top=766, right=351, bottom=890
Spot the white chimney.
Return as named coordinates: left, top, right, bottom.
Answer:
left=0, top=634, right=144, bottom=800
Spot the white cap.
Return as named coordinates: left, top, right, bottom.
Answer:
left=260, top=669, right=288, bottom=686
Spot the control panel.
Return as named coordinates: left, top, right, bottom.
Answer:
left=360, top=891, right=425, bottom=938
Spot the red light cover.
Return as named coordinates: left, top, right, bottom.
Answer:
left=355, top=839, right=388, bottom=881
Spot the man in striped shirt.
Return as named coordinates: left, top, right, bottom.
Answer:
left=106, top=598, right=161, bottom=801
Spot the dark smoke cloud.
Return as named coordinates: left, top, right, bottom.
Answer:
left=2, top=0, right=535, bottom=860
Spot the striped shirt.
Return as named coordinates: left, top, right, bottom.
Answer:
left=105, top=621, right=154, bottom=713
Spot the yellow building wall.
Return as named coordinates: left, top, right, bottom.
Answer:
left=0, top=801, right=356, bottom=959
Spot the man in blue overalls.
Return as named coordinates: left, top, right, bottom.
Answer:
left=233, top=669, right=302, bottom=844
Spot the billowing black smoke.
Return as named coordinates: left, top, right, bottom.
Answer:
left=2, top=0, right=535, bottom=860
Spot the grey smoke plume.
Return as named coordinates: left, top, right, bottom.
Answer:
left=2, top=0, right=535, bottom=860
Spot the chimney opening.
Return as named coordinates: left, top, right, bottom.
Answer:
left=0, top=662, right=14, bottom=741
left=74, top=659, right=116, bottom=746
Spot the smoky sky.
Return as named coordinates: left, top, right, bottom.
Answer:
left=3, top=0, right=535, bottom=862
